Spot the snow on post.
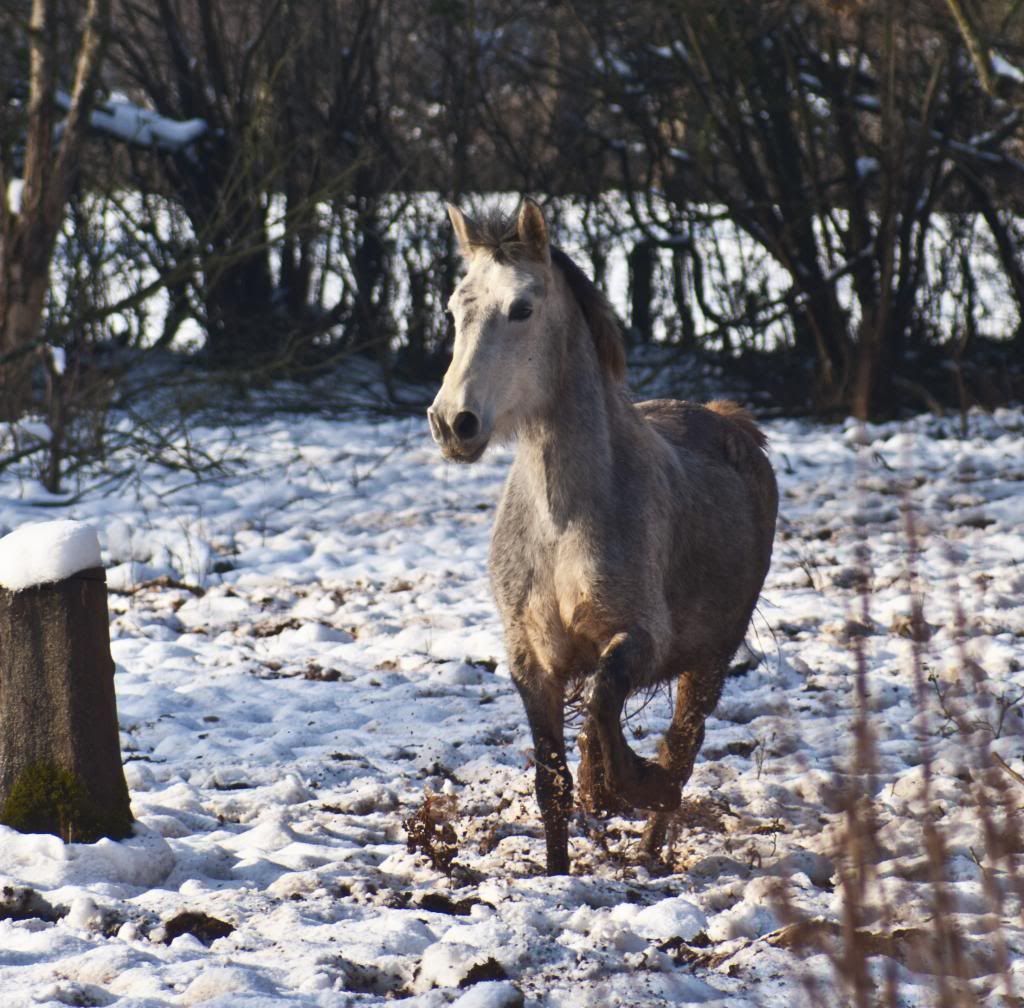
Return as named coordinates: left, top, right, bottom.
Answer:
left=0, top=521, right=133, bottom=843
left=0, top=519, right=102, bottom=591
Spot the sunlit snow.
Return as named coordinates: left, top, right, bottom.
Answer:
left=0, top=403, right=1022, bottom=1006
left=0, top=519, right=101, bottom=591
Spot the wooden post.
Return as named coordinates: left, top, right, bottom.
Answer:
left=0, top=566, right=132, bottom=842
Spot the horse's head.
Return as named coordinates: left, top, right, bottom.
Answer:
left=428, top=198, right=558, bottom=463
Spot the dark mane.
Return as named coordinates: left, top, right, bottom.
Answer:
left=549, top=246, right=626, bottom=381
left=464, top=208, right=626, bottom=381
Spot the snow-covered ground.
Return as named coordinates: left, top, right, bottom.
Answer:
left=1, top=400, right=1023, bottom=1007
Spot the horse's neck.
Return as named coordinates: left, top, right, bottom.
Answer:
left=515, top=334, right=628, bottom=531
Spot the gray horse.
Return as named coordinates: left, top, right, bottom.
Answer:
left=428, top=199, right=778, bottom=875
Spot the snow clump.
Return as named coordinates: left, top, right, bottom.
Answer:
left=0, top=520, right=102, bottom=591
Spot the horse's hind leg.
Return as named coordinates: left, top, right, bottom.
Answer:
left=584, top=632, right=679, bottom=812
left=511, top=653, right=573, bottom=875
left=641, top=669, right=725, bottom=857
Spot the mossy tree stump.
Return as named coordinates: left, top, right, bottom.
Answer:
left=0, top=567, right=133, bottom=842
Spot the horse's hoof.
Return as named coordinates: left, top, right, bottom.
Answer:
left=630, top=762, right=679, bottom=811
left=640, top=812, right=671, bottom=857
left=606, top=749, right=679, bottom=811
left=620, top=757, right=680, bottom=813
left=579, top=770, right=635, bottom=817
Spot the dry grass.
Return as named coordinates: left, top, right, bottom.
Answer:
left=403, top=790, right=460, bottom=875
left=774, top=454, right=1024, bottom=1008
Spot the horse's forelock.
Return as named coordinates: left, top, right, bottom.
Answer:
left=463, top=209, right=529, bottom=264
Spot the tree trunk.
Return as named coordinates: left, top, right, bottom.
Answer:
left=628, top=240, right=655, bottom=343
left=202, top=240, right=278, bottom=366
left=0, top=244, right=50, bottom=419
left=0, top=567, right=133, bottom=842
left=671, top=248, right=696, bottom=349
left=0, top=0, right=110, bottom=420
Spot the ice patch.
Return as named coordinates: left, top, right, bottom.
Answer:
left=0, top=520, right=101, bottom=590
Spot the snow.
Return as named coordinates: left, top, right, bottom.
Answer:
left=991, top=52, right=1024, bottom=84
left=48, top=345, right=67, bottom=375
left=855, top=156, right=879, bottom=178
left=6, top=178, right=23, bottom=214
left=0, top=519, right=102, bottom=590
left=0, top=402, right=1022, bottom=1005
left=632, top=896, right=707, bottom=942
left=55, top=90, right=208, bottom=152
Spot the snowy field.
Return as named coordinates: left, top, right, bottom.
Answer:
left=1, top=399, right=1023, bottom=1007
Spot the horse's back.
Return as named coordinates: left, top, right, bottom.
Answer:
left=637, top=398, right=765, bottom=469
left=638, top=397, right=778, bottom=564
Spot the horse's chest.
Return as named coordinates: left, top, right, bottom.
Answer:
left=493, top=525, right=602, bottom=675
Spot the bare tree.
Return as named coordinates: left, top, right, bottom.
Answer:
left=0, top=0, right=111, bottom=420
left=571, top=0, right=1024, bottom=416
left=109, top=0, right=406, bottom=370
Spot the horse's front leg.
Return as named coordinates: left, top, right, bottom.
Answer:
left=578, top=720, right=633, bottom=817
left=641, top=668, right=725, bottom=857
left=511, top=654, right=572, bottom=875
left=584, top=631, right=679, bottom=813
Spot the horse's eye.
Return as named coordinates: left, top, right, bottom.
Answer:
left=509, top=301, right=533, bottom=322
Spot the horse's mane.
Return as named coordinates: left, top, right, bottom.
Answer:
left=466, top=209, right=627, bottom=381
left=549, top=247, right=627, bottom=381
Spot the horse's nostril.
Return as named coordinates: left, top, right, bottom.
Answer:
left=453, top=411, right=480, bottom=442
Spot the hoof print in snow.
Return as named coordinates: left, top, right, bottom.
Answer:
left=303, top=662, right=342, bottom=681
left=459, top=957, right=509, bottom=987
left=655, top=933, right=715, bottom=973
left=252, top=617, right=303, bottom=638
left=339, top=960, right=409, bottom=996
left=159, top=910, right=234, bottom=946
left=414, top=891, right=482, bottom=916
left=0, top=884, right=67, bottom=924
left=415, top=943, right=513, bottom=995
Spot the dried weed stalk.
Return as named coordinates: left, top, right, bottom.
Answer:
left=404, top=790, right=460, bottom=875
left=776, top=435, right=1024, bottom=1007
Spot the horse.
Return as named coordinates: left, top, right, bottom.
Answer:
left=428, top=198, right=778, bottom=875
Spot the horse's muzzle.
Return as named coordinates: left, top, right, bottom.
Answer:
left=427, top=405, right=489, bottom=463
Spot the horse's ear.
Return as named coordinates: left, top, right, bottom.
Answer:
left=516, top=197, right=550, bottom=263
left=447, top=203, right=477, bottom=258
